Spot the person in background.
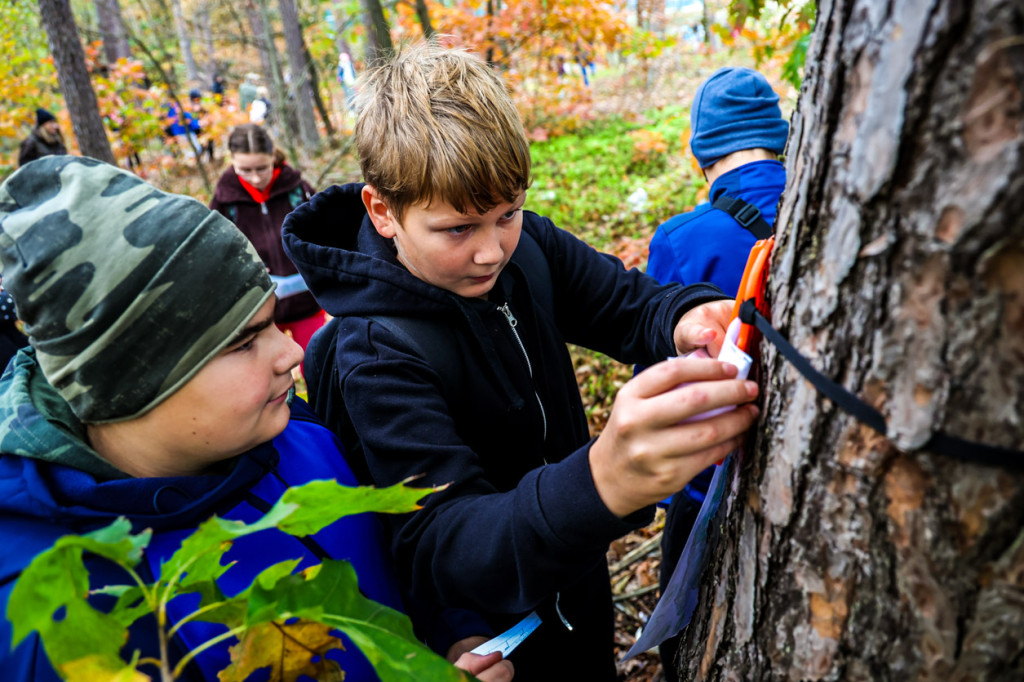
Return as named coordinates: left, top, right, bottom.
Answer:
left=17, top=108, right=67, bottom=167
left=0, top=156, right=512, bottom=682
left=647, top=66, right=788, bottom=296
left=211, top=73, right=225, bottom=104
left=337, top=52, right=357, bottom=112
left=210, top=124, right=325, bottom=354
left=248, top=86, right=272, bottom=124
left=238, top=72, right=260, bottom=113
left=644, top=65, right=788, bottom=682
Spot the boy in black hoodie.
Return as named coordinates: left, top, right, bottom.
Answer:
left=283, top=42, right=759, bottom=681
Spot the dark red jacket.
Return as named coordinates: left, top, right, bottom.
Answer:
left=210, top=164, right=319, bottom=323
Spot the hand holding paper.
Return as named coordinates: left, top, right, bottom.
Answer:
left=588, top=318, right=758, bottom=518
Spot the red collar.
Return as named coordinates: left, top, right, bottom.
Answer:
left=237, top=166, right=282, bottom=204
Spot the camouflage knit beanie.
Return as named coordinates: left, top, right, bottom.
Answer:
left=0, top=156, right=274, bottom=423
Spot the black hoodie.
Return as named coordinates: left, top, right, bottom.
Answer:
left=283, top=184, right=725, bottom=680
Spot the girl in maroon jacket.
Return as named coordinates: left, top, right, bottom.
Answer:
left=210, top=124, right=326, bottom=353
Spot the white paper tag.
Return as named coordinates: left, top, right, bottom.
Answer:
left=676, top=317, right=752, bottom=423
left=269, top=273, right=310, bottom=299
left=469, top=611, right=542, bottom=657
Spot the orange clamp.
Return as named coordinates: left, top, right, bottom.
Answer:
left=730, top=237, right=774, bottom=354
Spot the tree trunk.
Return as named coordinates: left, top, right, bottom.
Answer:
left=302, top=43, right=335, bottom=138
left=93, top=0, right=130, bottom=63
left=37, top=0, right=115, bottom=164
left=675, top=0, right=1024, bottom=679
left=252, top=0, right=300, bottom=163
left=196, top=2, right=215, bottom=84
left=245, top=0, right=276, bottom=90
left=361, top=0, right=392, bottom=65
left=169, top=0, right=200, bottom=82
left=413, top=0, right=435, bottom=40
left=278, top=0, right=319, bottom=149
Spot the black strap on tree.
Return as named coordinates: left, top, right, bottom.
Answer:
left=738, top=299, right=1024, bottom=472
left=713, top=196, right=775, bottom=240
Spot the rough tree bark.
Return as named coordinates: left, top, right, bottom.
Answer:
left=37, top=0, right=116, bottom=164
left=278, top=0, right=319, bottom=149
left=93, top=0, right=130, bottom=64
left=675, top=0, right=1024, bottom=680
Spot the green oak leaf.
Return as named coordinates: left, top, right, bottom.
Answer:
left=7, top=518, right=147, bottom=646
left=274, top=478, right=441, bottom=537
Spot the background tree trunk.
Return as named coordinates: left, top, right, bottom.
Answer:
left=278, top=0, right=319, bottom=149
left=675, top=0, right=1024, bottom=679
left=361, top=0, right=392, bottom=65
left=169, top=0, right=200, bottom=82
left=252, top=0, right=299, bottom=162
left=245, top=0, right=276, bottom=92
left=37, top=0, right=116, bottom=164
left=93, top=0, right=130, bottom=64
left=413, top=0, right=435, bottom=40
left=196, top=2, right=216, bottom=84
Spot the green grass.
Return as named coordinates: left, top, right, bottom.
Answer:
left=526, top=105, right=705, bottom=250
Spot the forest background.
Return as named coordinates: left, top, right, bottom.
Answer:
left=2, top=0, right=813, bottom=679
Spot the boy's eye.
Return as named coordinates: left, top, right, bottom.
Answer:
left=501, top=209, right=520, bottom=221
left=446, top=225, right=473, bottom=235
left=231, top=337, right=256, bottom=353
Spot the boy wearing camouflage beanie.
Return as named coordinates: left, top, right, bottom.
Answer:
left=0, top=157, right=506, bottom=681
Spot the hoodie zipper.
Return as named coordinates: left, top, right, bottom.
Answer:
left=498, top=301, right=572, bottom=632
left=497, top=302, right=548, bottom=444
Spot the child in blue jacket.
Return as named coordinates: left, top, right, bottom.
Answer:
left=0, top=157, right=510, bottom=682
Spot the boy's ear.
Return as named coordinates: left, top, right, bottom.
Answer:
left=362, top=185, right=397, bottom=239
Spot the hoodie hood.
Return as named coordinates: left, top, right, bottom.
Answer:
left=212, top=163, right=305, bottom=206
left=283, top=182, right=465, bottom=322
left=0, top=349, right=278, bottom=540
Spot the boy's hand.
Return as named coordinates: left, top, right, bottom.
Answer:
left=589, top=357, right=759, bottom=518
left=673, top=300, right=734, bottom=357
left=451, top=641, right=514, bottom=682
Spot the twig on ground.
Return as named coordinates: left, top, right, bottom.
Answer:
left=613, top=583, right=659, bottom=603
left=609, top=530, right=663, bottom=576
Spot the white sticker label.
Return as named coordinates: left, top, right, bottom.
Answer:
left=469, top=611, right=542, bottom=658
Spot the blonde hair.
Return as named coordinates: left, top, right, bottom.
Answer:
left=354, top=42, right=532, bottom=222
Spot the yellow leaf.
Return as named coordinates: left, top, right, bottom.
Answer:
left=219, top=619, right=346, bottom=682
left=61, top=655, right=150, bottom=682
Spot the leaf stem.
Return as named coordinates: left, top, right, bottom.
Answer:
left=172, top=624, right=248, bottom=678
left=168, top=599, right=237, bottom=638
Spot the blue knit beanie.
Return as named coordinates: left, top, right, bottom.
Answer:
left=689, top=67, right=789, bottom=169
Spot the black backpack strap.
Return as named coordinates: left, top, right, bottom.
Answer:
left=369, top=315, right=462, bottom=398
left=712, top=195, right=774, bottom=239
left=304, top=313, right=462, bottom=408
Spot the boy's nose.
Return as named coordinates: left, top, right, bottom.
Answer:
left=474, top=228, right=504, bottom=265
left=275, top=329, right=304, bottom=374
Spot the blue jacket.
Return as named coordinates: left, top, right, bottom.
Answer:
left=0, top=349, right=475, bottom=681
left=647, top=159, right=785, bottom=296
left=282, top=183, right=726, bottom=680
